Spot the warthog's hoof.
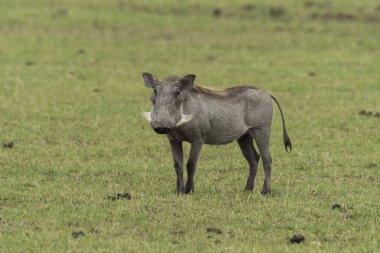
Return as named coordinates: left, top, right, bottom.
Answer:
left=245, top=186, right=254, bottom=192
left=184, top=181, right=194, bottom=194
left=261, top=190, right=271, bottom=195
left=176, top=186, right=185, bottom=195
left=184, top=188, right=194, bottom=194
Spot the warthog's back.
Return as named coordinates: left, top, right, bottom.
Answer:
left=194, top=85, right=273, bottom=145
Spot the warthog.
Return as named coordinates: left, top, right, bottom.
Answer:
left=142, top=72, right=292, bottom=194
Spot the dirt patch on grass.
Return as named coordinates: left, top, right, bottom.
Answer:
left=207, top=228, right=223, bottom=244
left=3, top=142, right=14, bottom=148
left=71, top=231, right=85, bottom=238
left=242, top=4, right=256, bottom=11
left=311, top=12, right=357, bottom=21
left=311, top=13, right=380, bottom=23
left=212, top=8, right=222, bottom=17
left=359, top=110, right=380, bottom=118
left=332, top=203, right=342, bottom=210
left=364, top=15, right=380, bottom=22
left=289, top=234, right=305, bottom=244
left=365, top=163, right=379, bottom=169
left=304, top=1, right=331, bottom=9
left=106, top=192, right=132, bottom=201
left=206, top=228, right=222, bottom=234
left=269, top=7, right=286, bottom=18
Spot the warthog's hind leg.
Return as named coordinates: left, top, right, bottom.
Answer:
left=238, top=134, right=260, bottom=191
left=250, top=128, right=272, bottom=195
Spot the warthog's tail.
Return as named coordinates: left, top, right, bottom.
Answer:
left=271, top=95, right=292, bottom=152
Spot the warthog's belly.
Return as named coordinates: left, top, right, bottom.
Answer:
left=204, top=117, right=249, bottom=145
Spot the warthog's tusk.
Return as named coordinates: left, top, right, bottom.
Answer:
left=176, top=114, right=193, bottom=126
left=142, top=111, right=152, bottom=122
left=176, top=105, right=193, bottom=127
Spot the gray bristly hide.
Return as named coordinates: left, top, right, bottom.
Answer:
left=142, top=72, right=292, bottom=194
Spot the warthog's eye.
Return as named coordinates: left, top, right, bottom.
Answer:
left=151, top=89, right=157, bottom=104
left=175, top=90, right=180, bottom=96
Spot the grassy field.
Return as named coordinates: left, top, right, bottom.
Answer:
left=0, top=0, right=379, bottom=252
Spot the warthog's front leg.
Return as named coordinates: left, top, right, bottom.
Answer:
left=170, top=140, right=184, bottom=194
left=185, top=142, right=203, bottom=194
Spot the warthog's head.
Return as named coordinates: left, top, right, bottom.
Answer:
left=142, top=72, right=195, bottom=134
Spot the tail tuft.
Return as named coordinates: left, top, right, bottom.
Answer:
left=283, top=129, right=292, bottom=152
left=271, top=95, right=292, bottom=152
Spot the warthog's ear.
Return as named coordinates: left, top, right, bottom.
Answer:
left=180, top=74, right=196, bottom=90
left=142, top=72, right=156, bottom=88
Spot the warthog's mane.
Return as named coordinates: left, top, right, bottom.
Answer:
left=161, top=76, right=259, bottom=97
left=194, top=85, right=259, bottom=97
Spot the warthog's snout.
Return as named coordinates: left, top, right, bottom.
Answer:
left=154, top=127, right=170, bottom=134
left=151, top=118, right=174, bottom=134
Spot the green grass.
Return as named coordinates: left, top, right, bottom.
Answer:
left=0, top=0, right=379, bottom=252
